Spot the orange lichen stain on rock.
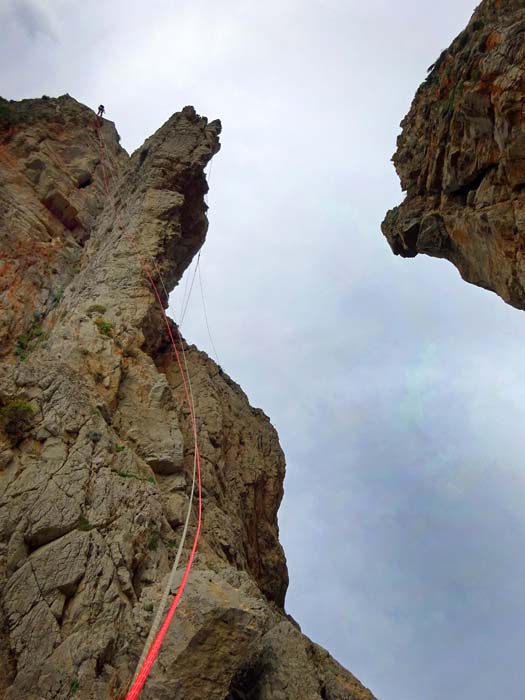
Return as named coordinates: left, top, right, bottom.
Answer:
left=489, top=81, right=504, bottom=96
left=0, top=259, right=13, bottom=279
left=47, top=122, right=67, bottom=139
left=155, top=346, right=181, bottom=375
left=5, top=282, right=27, bottom=319
left=2, top=240, right=55, bottom=270
left=449, top=223, right=469, bottom=247
left=4, top=265, right=27, bottom=294
left=0, top=144, right=18, bottom=168
left=486, top=32, right=503, bottom=51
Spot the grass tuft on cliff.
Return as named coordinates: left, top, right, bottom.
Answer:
left=0, top=400, right=35, bottom=440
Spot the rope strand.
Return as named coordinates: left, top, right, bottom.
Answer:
left=93, top=119, right=204, bottom=699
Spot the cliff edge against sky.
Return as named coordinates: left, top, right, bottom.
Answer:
left=382, top=0, right=525, bottom=312
left=0, top=96, right=374, bottom=700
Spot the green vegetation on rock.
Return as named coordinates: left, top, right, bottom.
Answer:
left=94, top=317, right=112, bottom=336
left=76, top=515, right=92, bottom=532
left=0, top=400, right=35, bottom=440
left=87, top=304, right=107, bottom=315
left=0, top=100, right=18, bottom=127
left=15, top=322, right=47, bottom=360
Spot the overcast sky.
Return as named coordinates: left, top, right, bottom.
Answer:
left=3, top=1, right=525, bottom=699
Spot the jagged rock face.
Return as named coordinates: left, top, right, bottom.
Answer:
left=0, top=96, right=374, bottom=700
left=0, top=96, right=127, bottom=357
left=382, top=0, right=525, bottom=310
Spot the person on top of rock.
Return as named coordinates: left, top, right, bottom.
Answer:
left=97, top=104, right=105, bottom=118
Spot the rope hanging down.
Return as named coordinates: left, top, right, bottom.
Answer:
left=175, top=251, right=221, bottom=367
left=178, top=253, right=200, bottom=326
left=93, top=117, right=204, bottom=699
left=95, top=129, right=200, bottom=691
left=198, top=257, right=221, bottom=367
left=176, top=159, right=221, bottom=366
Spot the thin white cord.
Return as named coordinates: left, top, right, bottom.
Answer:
left=176, top=256, right=195, bottom=323
left=179, top=252, right=200, bottom=326
left=198, top=260, right=221, bottom=367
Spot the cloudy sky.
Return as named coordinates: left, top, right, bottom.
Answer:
left=3, top=1, right=525, bottom=698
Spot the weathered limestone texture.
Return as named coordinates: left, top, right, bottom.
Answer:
left=0, top=95, right=374, bottom=699
left=382, top=0, right=525, bottom=311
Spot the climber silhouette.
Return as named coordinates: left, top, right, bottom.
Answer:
left=97, top=104, right=105, bottom=118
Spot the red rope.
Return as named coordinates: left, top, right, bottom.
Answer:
left=93, top=119, right=203, bottom=699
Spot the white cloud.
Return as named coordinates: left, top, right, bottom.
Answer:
left=6, top=0, right=60, bottom=40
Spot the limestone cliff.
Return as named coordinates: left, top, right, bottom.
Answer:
left=0, top=95, right=374, bottom=700
left=382, top=0, right=525, bottom=311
